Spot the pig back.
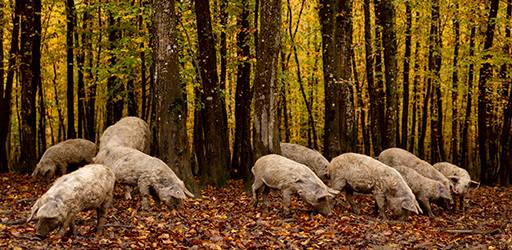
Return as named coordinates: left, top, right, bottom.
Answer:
left=99, top=117, right=151, bottom=153
left=279, top=143, right=329, bottom=179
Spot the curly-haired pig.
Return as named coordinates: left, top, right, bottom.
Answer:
left=251, top=154, right=339, bottom=216
left=433, top=162, right=479, bottom=213
left=99, top=116, right=151, bottom=154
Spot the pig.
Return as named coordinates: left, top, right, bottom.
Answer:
left=251, top=154, right=339, bottom=216
left=110, top=146, right=194, bottom=210
left=92, top=145, right=132, bottom=167
left=32, top=139, right=98, bottom=179
left=328, top=153, right=422, bottom=219
left=27, top=164, right=115, bottom=238
left=391, top=165, right=452, bottom=217
left=433, top=162, right=479, bottom=213
left=279, top=142, right=330, bottom=182
left=99, top=116, right=151, bottom=154
left=378, top=148, right=453, bottom=203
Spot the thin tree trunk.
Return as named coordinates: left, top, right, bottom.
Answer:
left=353, top=46, right=368, bottom=154
left=279, top=51, right=291, bottom=142
left=374, top=0, right=386, bottom=153
left=75, top=17, right=85, bottom=138
left=139, top=0, right=147, bottom=120
left=194, top=0, right=230, bottom=186
left=451, top=2, right=461, bottom=164
left=409, top=10, right=420, bottom=154
left=66, top=0, right=76, bottom=139
left=106, top=10, right=124, bottom=127
left=231, top=0, right=253, bottom=179
left=253, top=0, right=281, bottom=159
left=478, top=0, right=500, bottom=184
left=84, top=0, right=96, bottom=141
left=401, top=0, right=412, bottom=149
left=461, top=26, right=476, bottom=172
left=53, top=63, right=66, bottom=140
left=153, top=0, right=195, bottom=191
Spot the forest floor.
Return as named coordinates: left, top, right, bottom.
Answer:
left=0, top=173, right=511, bottom=249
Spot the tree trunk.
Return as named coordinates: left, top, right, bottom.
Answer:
left=409, top=16, right=421, bottom=154
left=451, top=2, right=461, bottom=165
left=194, top=0, right=230, bottom=186
left=106, top=10, right=124, bottom=127
left=428, top=0, right=444, bottom=162
left=334, top=0, right=355, bottom=154
left=139, top=0, right=148, bottom=120
left=279, top=51, right=291, bottom=142
left=19, top=0, right=38, bottom=173
left=84, top=0, right=96, bottom=142
left=231, top=0, right=253, bottom=179
left=461, top=26, right=476, bottom=173
left=353, top=47, right=368, bottom=154
left=53, top=63, right=66, bottom=141
left=153, top=0, right=196, bottom=191
left=374, top=0, right=386, bottom=154
left=75, top=17, right=85, bottom=138
left=499, top=0, right=512, bottom=185
left=66, top=0, right=76, bottom=139
left=363, top=0, right=380, bottom=155
left=253, top=0, right=281, bottom=160
left=378, top=0, right=398, bottom=149
left=478, top=0, right=500, bottom=184
left=401, top=0, right=412, bottom=149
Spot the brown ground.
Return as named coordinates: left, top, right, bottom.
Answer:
left=1, top=173, right=511, bottom=249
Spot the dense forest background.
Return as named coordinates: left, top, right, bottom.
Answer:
left=0, top=0, right=511, bottom=186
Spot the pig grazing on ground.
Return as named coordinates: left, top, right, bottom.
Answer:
left=391, top=165, right=452, bottom=217
left=32, top=139, right=98, bottom=179
left=279, top=142, right=330, bottom=182
left=99, top=116, right=151, bottom=154
left=378, top=148, right=453, bottom=202
left=433, top=162, right=478, bottom=213
left=27, top=164, right=115, bottom=238
left=93, top=145, right=132, bottom=167
left=328, top=153, right=422, bottom=219
left=110, top=146, right=194, bottom=210
left=251, top=154, right=339, bottom=216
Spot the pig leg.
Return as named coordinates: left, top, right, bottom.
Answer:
left=346, top=189, right=359, bottom=215
left=418, top=196, right=434, bottom=217
left=252, top=178, right=265, bottom=208
left=374, top=192, right=387, bottom=220
left=96, top=197, right=112, bottom=233
left=138, top=177, right=152, bottom=211
left=60, top=213, right=76, bottom=237
left=124, top=186, right=133, bottom=200
left=459, top=195, right=464, bottom=214
left=281, top=189, right=293, bottom=216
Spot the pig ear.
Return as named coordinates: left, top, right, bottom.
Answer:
left=470, top=180, right=480, bottom=188
left=27, top=199, right=41, bottom=222
left=327, top=188, right=339, bottom=196
left=179, top=181, right=195, bottom=198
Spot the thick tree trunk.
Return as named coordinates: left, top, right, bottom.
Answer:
left=334, top=0, right=355, bottom=154
left=461, top=26, right=476, bottom=173
left=231, top=0, right=253, bottom=179
left=19, top=0, right=38, bottom=172
left=153, top=0, right=195, bottom=191
left=253, top=0, right=281, bottom=160
left=451, top=2, right=460, bottom=165
left=428, top=0, right=444, bottom=162
left=478, top=0, right=500, bottom=184
left=66, top=0, right=76, bottom=139
left=499, top=0, right=512, bottom=185
left=378, top=0, right=398, bottom=149
left=363, top=0, right=380, bottom=155
left=401, top=0, right=412, bottom=149
left=194, top=0, right=230, bottom=186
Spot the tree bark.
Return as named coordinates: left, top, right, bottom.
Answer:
left=451, top=2, right=461, bottom=164
left=461, top=26, right=476, bottom=173
left=19, top=0, right=38, bottom=172
left=75, top=15, right=85, bottom=138
left=363, top=0, right=380, bottom=155
left=378, top=0, right=398, bottom=149
left=374, top=0, right=386, bottom=154
left=279, top=51, right=291, bottom=142
left=499, top=0, right=512, bottom=185
left=153, top=0, right=195, bottom=191
left=478, top=0, right=500, bottom=184
left=84, top=0, right=96, bottom=141
left=232, top=0, right=253, bottom=179
left=194, top=0, right=230, bottom=186
left=66, top=0, right=76, bottom=138
left=401, top=0, right=412, bottom=149
left=428, top=0, right=444, bottom=162
left=253, top=0, right=281, bottom=160
left=106, top=10, right=124, bottom=127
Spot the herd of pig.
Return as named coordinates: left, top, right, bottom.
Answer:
left=25, top=116, right=478, bottom=239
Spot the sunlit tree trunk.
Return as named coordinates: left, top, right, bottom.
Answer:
left=451, top=2, right=461, bottom=165
left=461, top=25, right=476, bottom=174
left=153, top=0, right=196, bottom=191
left=253, top=0, right=281, bottom=160
left=374, top=0, right=386, bottom=153
left=401, top=0, right=412, bottom=150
